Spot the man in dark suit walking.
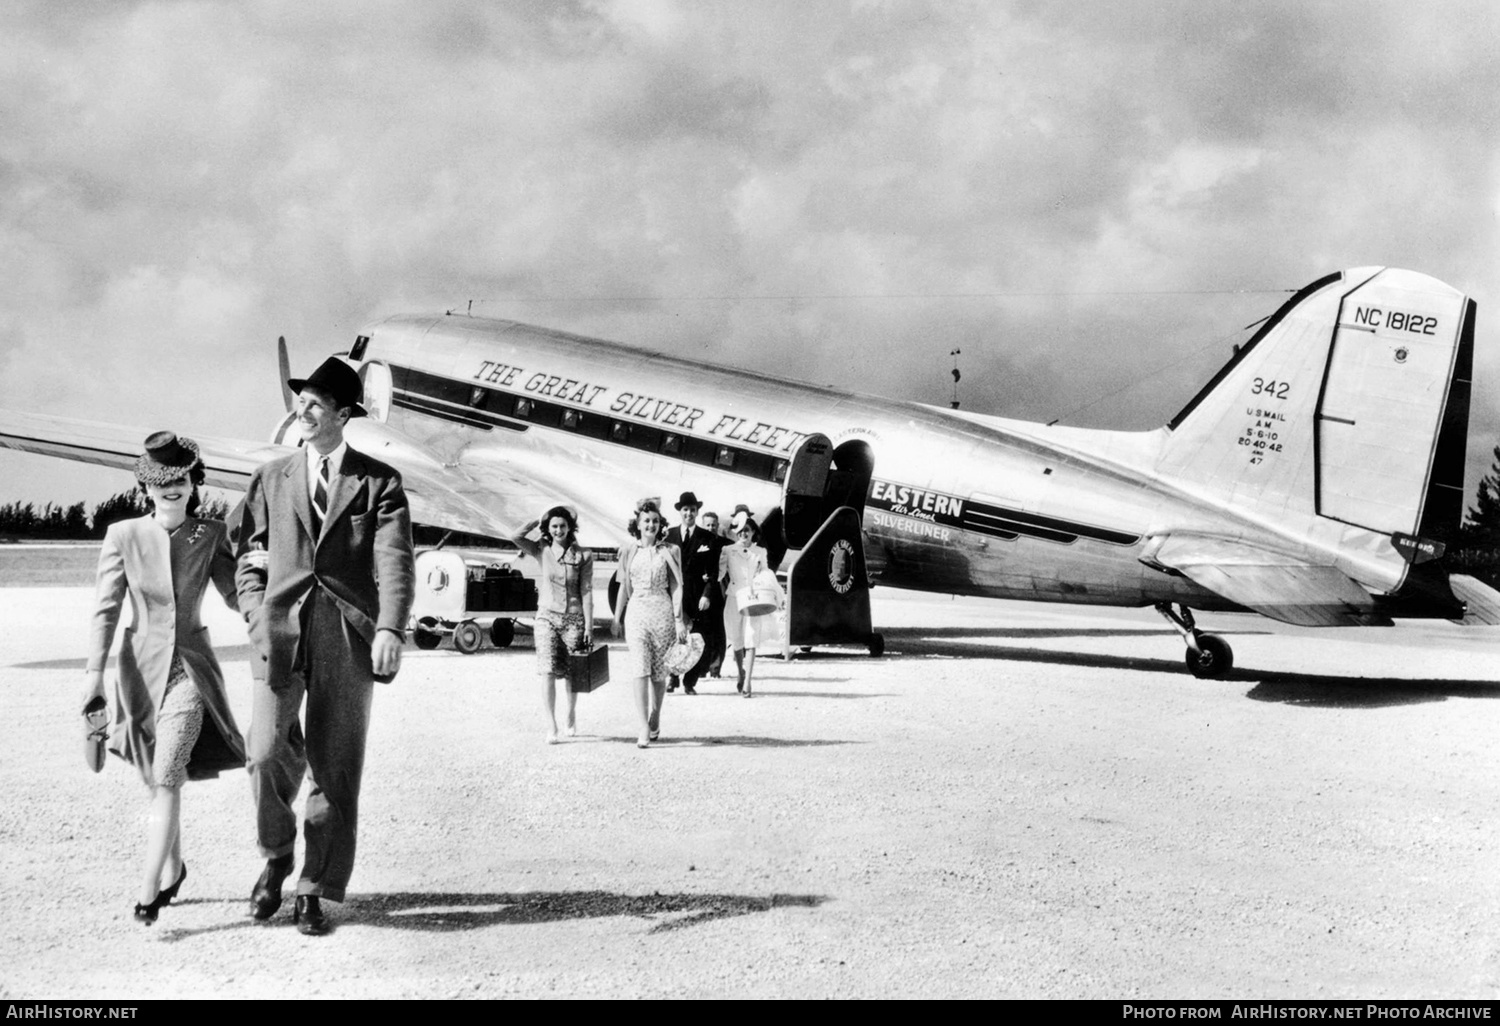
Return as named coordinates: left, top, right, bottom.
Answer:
left=664, top=491, right=727, bottom=695
left=236, top=357, right=415, bottom=936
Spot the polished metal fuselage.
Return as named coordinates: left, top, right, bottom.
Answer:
left=358, top=313, right=1247, bottom=611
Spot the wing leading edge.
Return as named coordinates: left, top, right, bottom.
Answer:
left=0, top=408, right=630, bottom=549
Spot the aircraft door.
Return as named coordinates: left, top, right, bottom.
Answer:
left=781, top=434, right=876, bottom=550
left=782, top=433, right=835, bottom=549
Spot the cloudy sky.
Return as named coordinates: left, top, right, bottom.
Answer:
left=2, top=0, right=1498, bottom=509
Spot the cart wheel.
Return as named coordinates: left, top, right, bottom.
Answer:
left=489, top=618, right=515, bottom=648
left=867, top=632, right=885, bottom=657
left=453, top=621, right=483, bottom=654
left=607, top=570, right=620, bottom=615
left=413, top=629, right=442, bottom=650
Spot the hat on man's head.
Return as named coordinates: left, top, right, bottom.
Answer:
left=288, top=357, right=367, bottom=418
left=675, top=491, right=701, bottom=511
left=134, top=431, right=202, bottom=487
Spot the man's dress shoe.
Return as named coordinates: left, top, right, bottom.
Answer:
left=249, top=856, right=293, bottom=920
left=294, top=895, right=330, bottom=936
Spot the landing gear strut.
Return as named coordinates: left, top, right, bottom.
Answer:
left=1155, top=602, right=1234, bottom=680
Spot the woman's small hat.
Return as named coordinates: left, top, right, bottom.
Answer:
left=134, top=431, right=202, bottom=487
left=674, top=491, right=701, bottom=510
left=287, top=357, right=368, bottom=418
left=730, top=509, right=754, bottom=532
left=662, top=632, right=706, bottom=677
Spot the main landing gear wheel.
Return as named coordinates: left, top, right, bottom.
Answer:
left=867, top=632, right=885, bottom=657
left=452, top=620, right=484, bottom=654
left=1185, top=634, right=1234, bottom=680
left=489, top=618, right=515, bottom=648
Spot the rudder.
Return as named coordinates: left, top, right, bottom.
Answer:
left=1159, top=267, right=1473, bottom=549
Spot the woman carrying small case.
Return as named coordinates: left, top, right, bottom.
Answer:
left=511, top=505, right=595, bottom=744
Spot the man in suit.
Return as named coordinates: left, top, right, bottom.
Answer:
left=664, top=491, right=727, bottom=695
left=236, top=357, right=415, bottom=936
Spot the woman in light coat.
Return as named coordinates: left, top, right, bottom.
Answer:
left=720, top=511, right=776, bottom=697
left=81, top=432, right=249, bottom=925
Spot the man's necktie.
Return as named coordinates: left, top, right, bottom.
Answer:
left=312, top=456, right=329, bottom=532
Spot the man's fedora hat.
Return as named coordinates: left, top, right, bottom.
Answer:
left=134, top=431, right=203, bottom=487
left=675, top=491, right=701, bottom=510
left=288, top=357, right=367, bottom=418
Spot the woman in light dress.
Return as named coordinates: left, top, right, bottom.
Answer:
left=720, top=511, right=777, bottom=698
left=81, top=432, right=253, bottom=925
left=510, top=506, right=594, bottom=744
left=611, top=500, right=686, bottom=748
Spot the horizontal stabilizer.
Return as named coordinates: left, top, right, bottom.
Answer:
left=1146, top=534, right=1390, bottom=627
left=1448, top=575, right=1500, bottom=625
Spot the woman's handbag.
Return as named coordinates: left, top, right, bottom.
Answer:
left=567, top=644, right=611, bottom=693
left=82, top=695, right=109, bottom=773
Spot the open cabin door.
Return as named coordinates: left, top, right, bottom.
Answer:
left=775, top=434, right=882, bottom=656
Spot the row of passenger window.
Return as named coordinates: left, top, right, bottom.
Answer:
left=391, top=364, right=788, bottom=483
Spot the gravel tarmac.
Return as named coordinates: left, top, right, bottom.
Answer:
left=2, top=555, right=1499, bottom=999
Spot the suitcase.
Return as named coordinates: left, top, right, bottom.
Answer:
left=567, top=643, right=610, bottom=693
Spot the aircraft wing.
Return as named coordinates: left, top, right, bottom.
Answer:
left=1144, top=534, right=1392, bottom=627
left=0, top=408, right=631, bottom=549
left=0, top=409, right=287, bottom=492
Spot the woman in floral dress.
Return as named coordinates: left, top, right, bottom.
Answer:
left=611, top=500, right=685, bottom=748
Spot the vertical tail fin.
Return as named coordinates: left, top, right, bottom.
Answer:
left=1158, top=267, right=1473, bottom=547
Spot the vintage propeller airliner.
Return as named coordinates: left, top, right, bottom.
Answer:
left=4, top=266, right=1496, bottom=677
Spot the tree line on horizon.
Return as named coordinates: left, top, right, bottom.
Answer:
left=5, top=449, right=1500, bottom=586
left=0, top=490, right=232, bottom=540
left=0, top=488, right=494, bottom=549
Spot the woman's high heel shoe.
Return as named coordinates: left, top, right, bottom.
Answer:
left=158, top=863, right=187, bottom=906
left=133, top=894, right=164, bottom=925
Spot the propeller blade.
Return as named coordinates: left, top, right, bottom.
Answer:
left=277, top=336, right=295, bottom=412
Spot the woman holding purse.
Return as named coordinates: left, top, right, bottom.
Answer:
left=720, top=511, right=776, bottom=697
left=511, top=506, right=595, bottom=744
left=611, top=500, right=686, bottom=748
left=81, top=432, right=253, bottom=925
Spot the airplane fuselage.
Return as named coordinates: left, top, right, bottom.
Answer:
left=353, top=313, right=1238, bottom=612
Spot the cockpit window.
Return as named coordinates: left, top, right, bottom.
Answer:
left=359, top=361, right=392, bottom=423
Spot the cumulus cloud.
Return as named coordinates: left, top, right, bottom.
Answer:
left=1, top=0, right=1498, bottom=504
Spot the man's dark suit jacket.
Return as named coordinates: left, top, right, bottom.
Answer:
left=235, top=446, right=415, bottom=688
left=665, top=525, right=727, bottom=621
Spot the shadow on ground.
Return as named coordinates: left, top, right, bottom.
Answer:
left=156, top=891, right=824, bottom=941
left=356, top=890, right=824, bottom=934
left=604, top=734, right=860, bottom=749
left=880, top=627, right=1500, bottom=708
left=1244, top=675, right=1500, bottom=709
